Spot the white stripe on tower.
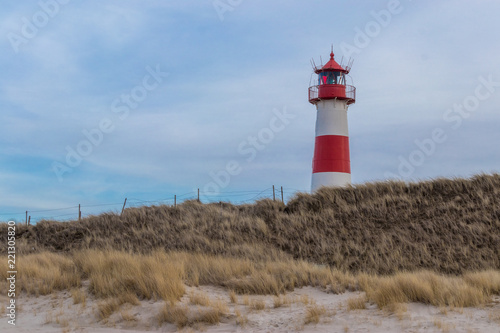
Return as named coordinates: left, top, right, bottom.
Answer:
left=311, top=172, right=351, bottom=191
left=314, top=100, right=348, bottom=137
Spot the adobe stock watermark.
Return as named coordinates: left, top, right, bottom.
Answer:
left=7, top=0, right=71, bottom=54
left=6, top=221, right=17, bottom=326
left=52, top=65, right=168, bottom=182
left=212, top=0, right=243, bottom=21
left=385, top=75, right=500, bottom=179
left=339, top=0, right=410, bottom=59
left=199, top=106, right=295, bottom=200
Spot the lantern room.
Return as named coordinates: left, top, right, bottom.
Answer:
left=308, top=52, right=356, bottom=105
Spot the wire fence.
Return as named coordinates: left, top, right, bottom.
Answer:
left=0, top=186, right=305, bottom=225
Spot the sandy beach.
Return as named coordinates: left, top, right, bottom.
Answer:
left=2, top=285, right=499, bottom=333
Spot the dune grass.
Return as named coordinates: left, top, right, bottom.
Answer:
left=73, top=250, right=185, bottom=303
left=3, top=173, right=500, bottom=275
left=359, top=270, right=497, bottom=308
left=1, top=252, right=81, bottom=296
left=1, top=250, right=499, bottom=311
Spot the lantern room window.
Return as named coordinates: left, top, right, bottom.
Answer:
left=318, top=71, right=345, bottom=85
left=336, top=72, right=345, bottom=85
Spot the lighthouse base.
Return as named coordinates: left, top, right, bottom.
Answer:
left=311, top=172, right=351, bottom=192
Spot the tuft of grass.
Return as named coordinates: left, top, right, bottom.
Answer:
left=386, top=302, right=407, bottom=320
left=229, top=290, right=238, bottom=303
left=56, top=315, right=69, bottom=327
left=191, top=299, right=228, bottom=326
left=158, top=299, right=228, bottom=328
left=158, top=302, right=189, bottom=328
left=347, top=295, right=367, bottom=310
left=197, top=308, right=221, bottom=325
left=16, top=252, right=81, bottom=295
left=363, top=271, right=488, bottom=308
left=250, top=299, right=266, bottom=310
left=44, top=310, right=53, bottom=324
left=433, top=318, right=455, bottom=332
left=189, top=291, right=210, bottom=306
left=304, top=304, right=326, bottom=324
left=74, top=250, right=185, bottom=302
left=120, top=309, right=138, bottom=322
left=299, top=294, right=313, bottom=305
left=117, top=292, right=141, bottom=306
left=96, top=292, right=141, bottom=320
left=235, top=308, right=248, bottom=327
left=211, top=299, right=229, bottom=315
left=273, top=296, right=283, bottom=308
left=71, top=288, right=86, bottom=305
left=97, top=298, right=120, bottom=320
left=273, top=294, right=292, bottom=308
left=463, top=270, right=500, bottom=296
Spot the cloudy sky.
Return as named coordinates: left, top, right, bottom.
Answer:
left=1, top=0, right=499, bottom=222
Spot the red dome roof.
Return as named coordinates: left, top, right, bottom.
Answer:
left=315, top=52, right=347, bottom=73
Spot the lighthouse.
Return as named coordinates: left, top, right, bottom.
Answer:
left=309, top=51, right=356, bottom=192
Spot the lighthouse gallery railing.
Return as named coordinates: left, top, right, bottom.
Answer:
left=308, top=84, right=356, bottom=104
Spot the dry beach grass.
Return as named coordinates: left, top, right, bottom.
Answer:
left=3, top=173, right=499, bottom=274
left=1, top=250, right=499, bottom=307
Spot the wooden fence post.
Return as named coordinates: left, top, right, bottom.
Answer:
left=78, top=204, right=81, bottom=221
left=198, top=188, right=200, bottom=202
left=281, top=186, right=284, bottom=204
left=121, top=198, right=127, bottom=216
left=26, top=211, right=28, bottom=226
left=272, top=185, right=275, bottom=201
left=174, top=195, right=177, bottom=208
left=28, top=216, right=31, bottom=226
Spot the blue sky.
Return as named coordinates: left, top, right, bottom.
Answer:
left=1, top=0, right=499, bottom=222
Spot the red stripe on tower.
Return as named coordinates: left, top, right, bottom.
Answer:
left=312, top=135, right=350, bottom=173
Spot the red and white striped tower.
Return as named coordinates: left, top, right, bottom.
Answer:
left=308, top=51, right=356, bottom=192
